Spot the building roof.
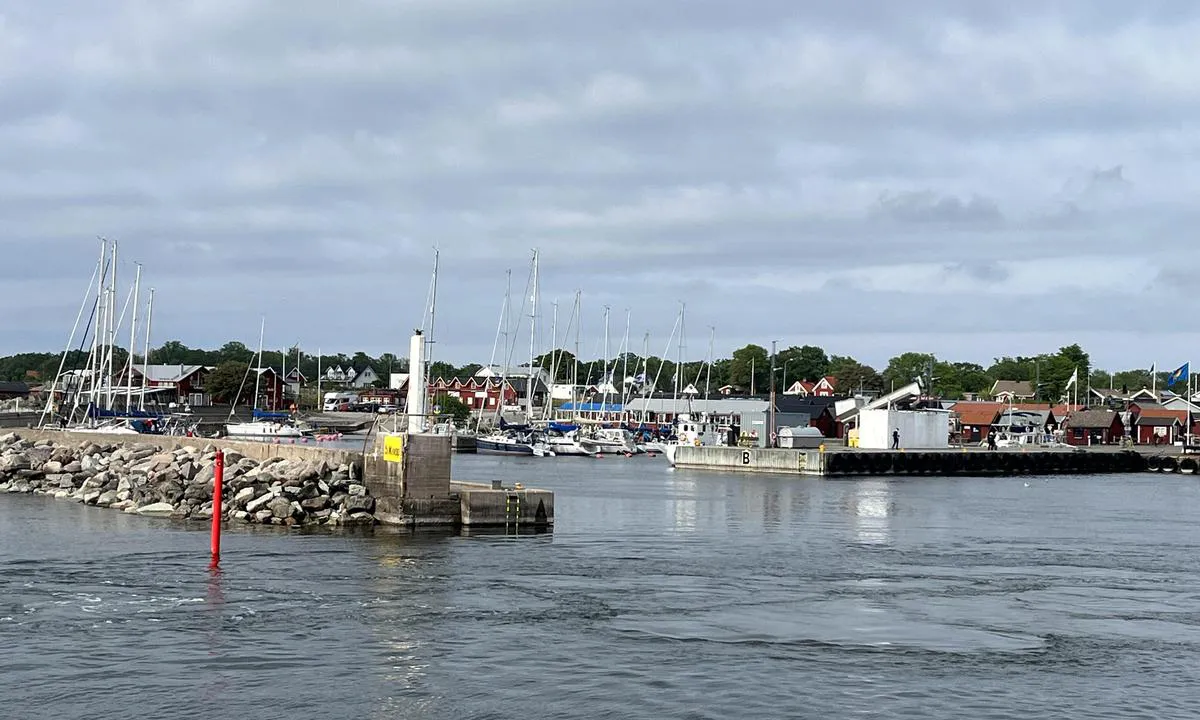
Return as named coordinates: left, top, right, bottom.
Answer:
left=1135, top=414, right=1182, bottom=427
left=624, top=397, right=770, bottom=414
left=1064, top=409, right=1122, bottom=429
left=133, top=364, right=210, bottom=382
left=0, top=381, right=30, bottom=394
left=991, top=380, right=1035, bottom=397
left=1133, top=408, right=1187, bottom=423
left=774, top=395, right=843, bottom=413
left=953, top=402, right=1004, bottom=426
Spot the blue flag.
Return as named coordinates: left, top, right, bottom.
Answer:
left=1167, top=362, right=1189, bottom=387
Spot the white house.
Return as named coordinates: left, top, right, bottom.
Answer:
left=348, top=366, right=380, bottom=388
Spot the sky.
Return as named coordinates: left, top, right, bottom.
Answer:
left=1, top=1, right=1197, bottom=371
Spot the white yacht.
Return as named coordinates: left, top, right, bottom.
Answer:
left=663, top=413, right=725, bottom=465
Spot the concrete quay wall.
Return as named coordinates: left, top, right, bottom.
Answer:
left=15, top=428, right=361, bottom=468
left=674, top=446, right=826, bottom=475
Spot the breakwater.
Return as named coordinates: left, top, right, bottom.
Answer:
left=0, top=431, right=377, bottom=526
left=672, top=445, right=1152, bottom=475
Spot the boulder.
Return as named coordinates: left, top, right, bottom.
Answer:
left=344, top=494, right=375, bottom=514
left=62, top=461, right=83, bottom=474
left=266, top=496, right=296, bottom=520
left=96, top=490, right=120, bottom=507
left=233, top=487, right=257, bottom=508
left=347, top=483, right=367, bottom=497
left=300, top=495, right=329, bottom=512
left=245, top=491, right=276, bottom=513
left=42, top=460, right=63, bottom=474
left=253, top=509, right=274, bottom=524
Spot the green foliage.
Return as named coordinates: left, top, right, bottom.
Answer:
left=828, top=355, right=884, bottom=394
left=208, top=361, right=251, bottom=404
left=778, top=345, right=830, bottom=384
left=729, top=344, right=769, bottom=391
left=883, top=352, right=935, bottom=391
left=434, top=394, right=471, bottom=423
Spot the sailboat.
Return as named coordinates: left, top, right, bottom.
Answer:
left=472, top=261, right=540, bottom=456
left=225, top=318, right=304, bottom=439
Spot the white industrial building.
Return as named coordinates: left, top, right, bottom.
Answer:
left=857, top=407, right=951, bottom=449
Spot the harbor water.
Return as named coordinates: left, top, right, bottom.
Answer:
left=3, top=455, right=1200, bottom=719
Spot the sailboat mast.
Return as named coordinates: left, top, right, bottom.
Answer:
left=705, top=326, right=714, bottom=400
left=425, top=248, right=439, bottom=416
left=85, top=239, right=107, bottom=416
left=620, top=308, right=631, bottom=409
left=572, top=291, right=581, bottom=419
left=527, top=250, right=538, bottom=421
left=254, top=317, right=265, bottom=412
left=316, top=347, right=322, bottom=413
left=105, top=240, right=118, bottom=411
left=125, top=263, right=141, bottom=411
left=140, top=288, right=154, bottom=410
left=601, top=304, right=611, bottom=416
left=546, top=299, right=559, bottom=422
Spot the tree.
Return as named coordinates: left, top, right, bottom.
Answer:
left=729, top=344, right=769, bottom=391
left=934, top=361, right=990, bottom=399
left=882, top=352, right=935, bottom=392
left=828, top=355, right=884, bottom=394
left=427, top=361, right=457, bottom=381
left=434, top=394, right=471, bottom=423
left=154, top=340, right=192, bottom=365
left=208, top=361, right=251, bottom=404
left=778, top=345, right=829, bottom=384
left=218, top=341, right=254, bottom=364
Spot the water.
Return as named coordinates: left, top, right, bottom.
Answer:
left=3, top=457, right=1200, bottom=719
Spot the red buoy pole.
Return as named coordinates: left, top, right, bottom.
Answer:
left=210, top=449, right=224, bottom=566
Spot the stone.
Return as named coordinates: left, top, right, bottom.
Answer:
left=233, top=487, right=256, bottom=507
left=253, top=509, right=273, bottom=523
left=346, top=512, right=375, bottom=526
left=96, top=490, right=119, bottom=507
left=246, top=491, right=275, bottom=513
left=3, top=453, right=31, bottom=471
left=266, top=496, right=295, bottom=519
left=136, top=501, right=175, bottom=518
left=282, top=485, right=303, bottom=498
left=233, top=510, right=249, bottom=521
left=109, top=500, right=134, bottom=511
left=62, top=461, right=82, bottom=473
left=183, top=484, right=209, bottom=501
left=347, top=483, right=366, bottom=497
left=223, top=450, right=245, bottom=465
left=83, top=490, right=102, bottom=505
left=177, top=461, right=198, bottom=482
left=117, top=477, right=133, bottom=493
left=300, top=496, right=328, bottom=512
left=117, top=489, right=131, bottom=502
left=42, top=460, right=63, bottom=474
left=157, top=481, right=185, bottom=504
left=344, top=494, right=375, bottom=514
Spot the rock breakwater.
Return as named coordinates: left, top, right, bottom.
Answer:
left=0, top=432, right=376, bottom=526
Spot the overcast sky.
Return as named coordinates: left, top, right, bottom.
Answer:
left=1, top=1, right=1196, bottom=371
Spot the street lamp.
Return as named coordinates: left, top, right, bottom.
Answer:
left=781, top=359, right=795, bottom=394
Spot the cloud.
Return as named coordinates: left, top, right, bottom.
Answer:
left=1, top=0, right=1199, bottom=372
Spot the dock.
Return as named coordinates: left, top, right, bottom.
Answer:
left=671, top=445, right=1150, bottom=476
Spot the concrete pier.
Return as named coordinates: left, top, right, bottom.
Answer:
left=672, top=445, right=1149, bottom=476
left=363, top=431, right=554, bottom=528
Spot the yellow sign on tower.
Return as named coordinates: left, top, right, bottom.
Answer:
left=383, top=434, right=404, bottom=463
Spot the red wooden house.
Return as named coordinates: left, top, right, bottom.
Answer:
left=429, top=376, right=518, bottom=412
left=1062, top=408, right=1124, bottom=445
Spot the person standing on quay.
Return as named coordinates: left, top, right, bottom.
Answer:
left=892, top=428, right=900, bottom=449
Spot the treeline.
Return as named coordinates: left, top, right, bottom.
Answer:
left=0, top=339, right=1170, bottom=402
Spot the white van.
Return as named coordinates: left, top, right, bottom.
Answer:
left=323, top=391, right=358, bottom=411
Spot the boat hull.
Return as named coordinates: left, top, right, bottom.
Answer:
left=476, top=437, right=535, bottom=455
left=225, top=422, right=304, bottom=439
